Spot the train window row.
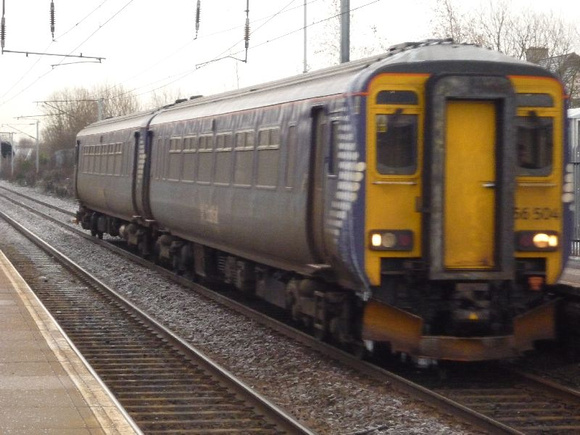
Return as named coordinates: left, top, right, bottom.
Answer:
left=152, top=126, right=296, bottom=189
left=373, top=112, right=553, bottom=178
left=79, top=142, right=129, bottom=176
left=371, top=93, right=554, bottom=177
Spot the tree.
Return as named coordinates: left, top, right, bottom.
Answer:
left=310, top=0, right=390, bottom=71
left=432, top=0, right=580, bottom=106
left=41, top=84, right=140, bottom=156
left=145, top=88, right=185, bottom=111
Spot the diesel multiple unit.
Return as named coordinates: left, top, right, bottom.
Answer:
left=75, top=40, right=571, bottom=362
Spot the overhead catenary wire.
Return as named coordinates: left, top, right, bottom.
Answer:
left=11, top=0, right=322, bottom=110
left=3, top=0, right=107, bottom=61
left=127, top=0, right=382, bottom=100
left=2, top=0, right=382, bottom=120
left=0, top=0, right=110, bottom=103
left=0, top=0, right=133, bottom=110
left=101, top=0, right=307, bottom=104
left=108, top=0, right=319, bottom=96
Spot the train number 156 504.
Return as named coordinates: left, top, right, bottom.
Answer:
left=514, top=207, right=560, bottom=220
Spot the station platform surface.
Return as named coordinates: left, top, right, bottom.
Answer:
left=0, top=251, right=140, bottom=434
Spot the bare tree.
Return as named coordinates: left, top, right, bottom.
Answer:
left=432, top=0, right=580, bottom=106
left=40, top=84, right=140, bottom=156
left=145, top=87, right=185, bottom=111
left=310, top=0, right=391, bottom=70
left=432, top=0, right=470, bottom=44
left=98, top=83, right=141, bottom=119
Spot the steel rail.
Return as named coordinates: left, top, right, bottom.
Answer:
left=0, top=206, right=314, bottom=435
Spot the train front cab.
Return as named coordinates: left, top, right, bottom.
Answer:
left=361, top=71, right=565, bottom=361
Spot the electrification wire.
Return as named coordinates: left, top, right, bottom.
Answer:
left=4, top=0, right=381, bottom=117
left=197, top=0, right=315, bottom=63
left=105, top=0, right=322, bottom=100
left=0, top=0, right=110, bottom=103
left=56, top=0, right=111, bottom=41
left=246, top=0, right=384, bottom=53
left=125, top=0, right=384, bottom=101
left=7, top=0, right=320, bottom=109
left=0, top=0, right=132, bottom=110
left=52, top=0, right=134, bottom=69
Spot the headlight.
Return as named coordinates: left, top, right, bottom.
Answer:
left=369, top=230, right=413, bottom=251
left=516, top=231, right=559, bottom=251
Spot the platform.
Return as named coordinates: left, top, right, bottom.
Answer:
left=0, top=251, right=140, bottom=434
left=560, top=257, right=580, bottom=288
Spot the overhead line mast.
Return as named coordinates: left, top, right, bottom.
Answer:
left=340, top=0, right=349, bottom=63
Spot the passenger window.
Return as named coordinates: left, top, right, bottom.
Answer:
left=516, top=115, right=552, bottom=176
left=375, top=113, right=417, bottom=175
left=257, top=128, right=280, bottom=188
left=234, top=131, right=254, bottom=186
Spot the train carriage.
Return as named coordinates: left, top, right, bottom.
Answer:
left=76, top=40, right=570, bottom=362
left=75, top=109, right=159, bottom=239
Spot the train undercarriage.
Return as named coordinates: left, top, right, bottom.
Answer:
left=78, top=208, right=558, bottom=363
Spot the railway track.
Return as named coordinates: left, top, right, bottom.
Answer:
left=405, top=364, right=580, bottom=433
left=0, top=205, right=312, bottom=434
left=3, top=184, right=580, bottom=433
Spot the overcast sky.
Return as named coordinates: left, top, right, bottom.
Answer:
left=0, top=0, right=578, bottom=142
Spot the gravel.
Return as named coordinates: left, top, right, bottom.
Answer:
left=0, top=180, right=478, bottom=434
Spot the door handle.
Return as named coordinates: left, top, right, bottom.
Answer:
left=482, top=182, right=495, bottom=188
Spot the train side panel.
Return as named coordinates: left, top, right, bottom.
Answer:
left=77, top=129, right=136, bottom=220
left=146, top=102, right=315, bottom=271
left=75, top=112, right=158, bottom=237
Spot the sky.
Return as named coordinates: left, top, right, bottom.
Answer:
left=0, top=0, right=579, bottom=143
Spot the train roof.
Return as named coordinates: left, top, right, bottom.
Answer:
left=77, top=108, right=160, bottom=138
left=78, top=40, right=561, bottom=135
left=150, top=40, right=558, bottom=125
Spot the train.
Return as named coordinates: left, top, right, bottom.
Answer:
left=74, top=39, right=571, bottom=364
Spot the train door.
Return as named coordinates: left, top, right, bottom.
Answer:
left=132, top=128, right=153, bottom=219
left=426, top=75, right=516, bottom=280
left=73, top=140, right=81, bottom=199
left=308, top=107, right=338, bottom=264
left=444, top=101, right=496, bottom=269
